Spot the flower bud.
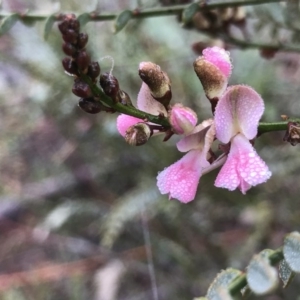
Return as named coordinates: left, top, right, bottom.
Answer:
left=62, top=57, right=79, bottom=76
left=283, top=121, right=300, bottom=146
left=169, top=104, right=198, bottom=135
left=72, top=79, right=92, bottom=98
left=99, top=73, right=120, bottom=101
left=194, top=46, right=232, bottom=100
left=78, top=97, right=102, bottom=114
left=117, top=90, right=132, bottom=106
left=87, top=62, right=101, bottom=80
left=62, top=42, right=77, bottom=56
left=139, top=62, right=172, bottom=108
left=75, top=50, right=91, bottom=71
left=62, top=29, right=78, bottom=44
left=125, top=123, right=151, bottom=146
left=77, top=33, right=89, bottom=49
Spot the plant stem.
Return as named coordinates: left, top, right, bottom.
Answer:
left=258, top=122, right=288, bottom=134
left=0, top=0, right=282, bottom=22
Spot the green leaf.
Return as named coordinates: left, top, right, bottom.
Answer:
left=279, top=259, right=295, bottom=288
left=206, top=269, right=241, bottom=300
left=283, top=231, right=300, bottom=273
left=78, top=13, right=91, bottom=27
left=181, top=3, right=199, bottom=25
left=0, top=13, right=19, bottom=35
left=247, top=250, right=279, bottom=295
left=113, top=10, right=133, bottom=33
left=44, top=14, right=56, bottom=40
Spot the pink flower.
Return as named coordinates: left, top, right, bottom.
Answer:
left=157, top=119, right=215, bottom=203
left=214, top=85, right=272, bottom=193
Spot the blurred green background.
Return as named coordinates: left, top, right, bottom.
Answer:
left=0, top=0, right=300, bottom=299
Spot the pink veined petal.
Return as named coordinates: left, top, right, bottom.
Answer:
left=157, top=149, right=209, bottom=203
left=215, top=85, right=264, bottom=143
left=137, top=82, right=167, bottom=116
left=202, top=46, right=232, bottom=78
left=116, top=114, right=143, bottom=137
left=215, top=134, right=272, bottom=194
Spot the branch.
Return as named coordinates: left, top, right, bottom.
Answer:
left=0, top=0, right=283, bottom=23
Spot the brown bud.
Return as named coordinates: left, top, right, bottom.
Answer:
left=58, top=20, right=69, bottom=35
left=78, top=97, right=102, bottom=114
left=87, top=62, right=101, bottom=79
left=62, top=42, right=77, bottom=56
left=77, top=33, right=89, bottom=49
left=62, top=57, right=79, bottom=76
left=72, top=79, right=92, bottom=98
left=283, top=121, right=300, bottom=146
left=75, top=50, right=91, bottom=71
left=138, top=62, right=172, bottom=107
left=68, top=18, right=80, bottom=32
left=62, top=29, right=78, bottom=44
left=125, top=123, right=151, bottom=146
left=99, top=73, right=120, bottom=101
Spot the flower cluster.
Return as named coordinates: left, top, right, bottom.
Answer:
left=117, top=47, right=272, bottom=203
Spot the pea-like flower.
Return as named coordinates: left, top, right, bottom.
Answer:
left=214, top=85, right=272, bottom=193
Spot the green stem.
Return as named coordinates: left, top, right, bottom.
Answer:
left=229, top=248, right=284, bottom=297
left=0, top=0, right=282, bottom=22
left=258, top=122, right=288, bottom=134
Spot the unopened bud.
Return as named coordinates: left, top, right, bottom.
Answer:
left=72, top=79, right=92, bottom=98
left=87, top=62, right=101, bottom=80
left=62, top=57, right=79, bottom=76
left=62, top=29, right=78, bottom=44
left=139, top=62, right=172, bottom=107
left=62, top=42, right=77, bottom=56
left=78, top=97, right=102, bottom=114
left=75, top=50, right=91, bottom=71
left=99, top=73, right=120, bottom=101
left=125, top=123, right=151, bottom=146
left=77, top=33, right=89, bottom=49
left=283, top=121, right=300, bottom=146
left=169, top=104, right=197, bottom=135
left=194, top=47, right=231, bottom=100
left=117, top=90, right=132, bottom=106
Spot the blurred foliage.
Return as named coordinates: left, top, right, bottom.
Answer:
left=1, top=0, right=300, bottom=299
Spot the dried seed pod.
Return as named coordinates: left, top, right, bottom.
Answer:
left=78, top=97, right=102, bottom=114
left=72, top=79, right=92, bottom=98
left=62, top=29, right=78, bottom=44
left=77, top=33, right=89, bottom=49
left=75, top=50, right=91, bottom=71
left=125, top=123, right=152, bottom=146
left=62, top=42, right=77, bottom=56
left=87, top=62, right=101, bottom=79
left=283, top=121, right=300, bottom=146
left=62, top=57, right=79, bottom=76
left=99, top=73, right=120, bottom=101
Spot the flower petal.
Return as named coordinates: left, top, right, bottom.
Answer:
left=137, top=82, right=167, bottom=116
left=215, top=134, right=271, bottom=194
left=157, top=149, right=208, bottom=203
left=116, top=114, right=143, bottom=137
left=215, top=85, right=264, bottom=143
left=202, top=46, right=232, bottom=78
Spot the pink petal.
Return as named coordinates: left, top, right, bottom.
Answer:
left=137, top=82, right=167, bottom=116
left=215, top=85, right=264, bottom=143
left=116, top=114, right=143, bottom=137
left=202, top=46, right=232, bottom=78
left=157, top=149, right=208, bottom=203
left=215, top=134, right=271, bottom=194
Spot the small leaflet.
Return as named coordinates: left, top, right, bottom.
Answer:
left=246, top=250, right=278, bottom=295
left=283, top=231, right=300, bottom=273
left=181, top=3, right=199, bottom=25
left=0, top=13, right=19, bottom=35
left=44, top=14, right=56, bottom=40
left=113, top=10, right=133, bottom=33
left=78, top=13, right=91, bottom=27
left=279, top=259, right=294, bottom=288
